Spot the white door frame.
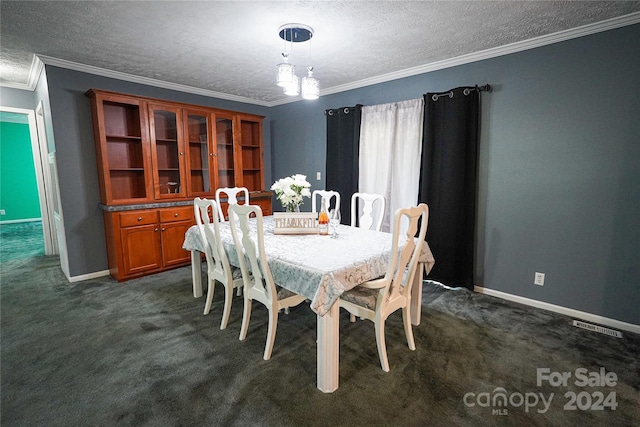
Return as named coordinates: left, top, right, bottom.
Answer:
left=35, top=101, right=59, bottom=254
left=0, top=105, right=56, bottom=255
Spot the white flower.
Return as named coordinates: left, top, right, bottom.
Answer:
left=271, top=173, right=311, bottom=210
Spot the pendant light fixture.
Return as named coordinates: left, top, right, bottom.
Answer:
left=283, top=74, right=300, bottom=96
left=276, top=53, right=295, bottom=88
left=276, top=23, right=319, bottom=99
left=301, top=67, right=319, bottom=100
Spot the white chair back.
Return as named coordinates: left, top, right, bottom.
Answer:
left=350, top=192, right=386, bottom=231
left=228, top=203, right=306, bottom=360
left=194, top=197, right=218, bottom=268
left=338, top=203, right=429, bottom=372
left=194, top=197, right=241, bottom=327
left=215, top=187, right=249, bottom=222
left=385, top=204, right=429, bottom=302
left=228, top=204, right=276, bottom=306
left=311, top=189, right=340, bottom=213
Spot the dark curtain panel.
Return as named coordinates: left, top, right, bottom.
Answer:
left=419, top=87, right=480, bottom=290
left=325, top=105, right=362, bottom=225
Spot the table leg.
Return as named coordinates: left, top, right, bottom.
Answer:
left=191, top=250, right=203, bottom=298
left=317, top=302, right=339, bottom=393
left=410, top=263, right=425, bottom=326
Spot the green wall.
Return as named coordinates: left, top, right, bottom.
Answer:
left=0, top=120, right=41, bottom=221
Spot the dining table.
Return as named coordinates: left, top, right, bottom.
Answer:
left=182, top=216, right=435, bottom=393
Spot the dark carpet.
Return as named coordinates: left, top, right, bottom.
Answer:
left=1, top=256, right=638, bottom=426
left=0, top=220, right=44, bottom=261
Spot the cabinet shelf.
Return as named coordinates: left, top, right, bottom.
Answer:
left=107, top=134, right=142, bottom=141
left=88, top=88, right=269, bottom=281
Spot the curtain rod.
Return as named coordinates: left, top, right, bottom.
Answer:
left=430, top=84, right=492, bottom=101
left=324, top=104, right=363, bottom=116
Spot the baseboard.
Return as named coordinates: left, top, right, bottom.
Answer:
left=0, top=218, right=42, bottom=224
left=474, top=286, right=640, bottom=335
left=67, top=269, right=110, bottom=283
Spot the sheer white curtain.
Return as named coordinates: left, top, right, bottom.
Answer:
left=358, top=98, right=424, bottom=233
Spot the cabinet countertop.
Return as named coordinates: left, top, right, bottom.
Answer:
left=99, top=190, right=273, bottom=212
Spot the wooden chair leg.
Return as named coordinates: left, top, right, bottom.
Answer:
left=375, top=319, right=390, bottom=372
left=220, top=283, right=234, bottom=330
left=203, top=278, right=215, bottom=315
left=239, top=297, right=252, bottom=341
left=402, top=306, right=416, bottom=350
left=263, top=308, right=279, bottom=361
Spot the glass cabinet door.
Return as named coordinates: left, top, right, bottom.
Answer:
left=239, top=117, right=263, bottom=192
left=149, top=104, right=185, bottom=198
left=214, top=114, right=236, bottom=188
left=98, top=96, right=151, bottom=203
left=184, top=110, right=213, bottom=195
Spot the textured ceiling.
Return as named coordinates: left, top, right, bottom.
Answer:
left=1, top=1, right=639, bottom=105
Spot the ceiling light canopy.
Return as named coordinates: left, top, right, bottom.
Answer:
left=275, top=23, right=319, bottom=100
left=279, top=23, right=313, bottom=43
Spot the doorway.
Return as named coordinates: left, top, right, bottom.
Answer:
left=0, top=106, right=57, bottom=260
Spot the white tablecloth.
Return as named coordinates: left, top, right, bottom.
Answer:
left=183, top=217, right=434, bottom=316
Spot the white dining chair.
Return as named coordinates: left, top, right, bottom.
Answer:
left=228, top=204, right=307, bottom=361
left=339, top=203, right=429, bottom=372
left=351, top=192, right=386, bottom=231
left=194, top=197, right=244, bottom=329
left=311, top=189, right=340, bottom=213
left=215, top=187, right=249, bottom=222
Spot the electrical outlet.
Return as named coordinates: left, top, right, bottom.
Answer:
left=534, top=272, right=545, bottom=286
left=0, top=209, right=5, bottom=215
left=316, top=172, right=321, bottom=180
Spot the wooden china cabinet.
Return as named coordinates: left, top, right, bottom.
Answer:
left=87, top=89, right=271, bottom=281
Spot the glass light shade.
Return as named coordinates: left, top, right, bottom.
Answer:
left=276, top=60, right=295, bottom=88
left=283, top=74, right=300, bottom=96
left=301, top=68, right=319, bottom=100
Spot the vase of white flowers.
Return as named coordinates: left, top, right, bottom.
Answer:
left=271, top=174, right=311, bottom=212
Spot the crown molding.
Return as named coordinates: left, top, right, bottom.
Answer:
left=317, top=11, right=640, bottom=99
left=4, top=12, right=638, bottom=106
left=37, top=55, right=271, bottom=107
left=0, top=55, right=44, bottom=91
left=28, top=55, right=44, bottom=90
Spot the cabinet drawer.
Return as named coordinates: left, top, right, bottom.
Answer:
left=160, top=206, right=194, bottom=223
left=120, top=210, right=158, bottom=227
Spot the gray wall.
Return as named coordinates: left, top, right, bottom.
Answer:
left=43, top=67, right=270, bottom=277
left=15, top=24, right=638, bottom=325
left=269, top=24, right=639, bottom=325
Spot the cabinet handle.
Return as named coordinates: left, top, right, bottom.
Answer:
left=154, top=228, right=158, bottom=232
left=162, top=228, right=166, bottom=231
left=138, top=217, right=143, bottom=221
left=179, top=152, right=184, bottom=155
left=174, top=213, right=179, bottom=217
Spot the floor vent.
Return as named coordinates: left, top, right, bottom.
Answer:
left=573, top=320, right=622, bottom=338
